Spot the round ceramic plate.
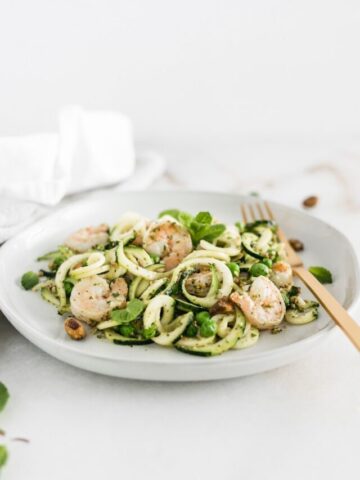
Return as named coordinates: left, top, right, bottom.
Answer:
left=0, top=191, right=359, bottom=381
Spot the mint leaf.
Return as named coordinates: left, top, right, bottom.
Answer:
left=0, top=383, right=9, bottom=412
left=0, top=445, right=8, bottom=468
left=309, top=266, right=333, bottom=284
left=111, top=299, right=145, bottom=325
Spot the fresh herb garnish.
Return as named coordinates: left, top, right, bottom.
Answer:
left=0, top=383, right=9, bottom=412
left=37, top=245, right=74, bottom=270
left=309, top=266, right=333, bottom=284
left=235, top=221, right=245, bottom=233
left=21, top=272, right=39, bottom=290
left=111, top=299, right=145, bottom=325
left=159, top=209, right=226, bottom=245
left=0, top=383, right=9, bottom=469
left=143, top=324, right=157, bottom=339
left=0, top=445, right=8, bottom=468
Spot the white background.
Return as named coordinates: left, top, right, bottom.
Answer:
left=0, top=0, right=359, bottom=142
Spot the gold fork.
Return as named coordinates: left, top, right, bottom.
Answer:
left=240, top=200, right=360, bottom=350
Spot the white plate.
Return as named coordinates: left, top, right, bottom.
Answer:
left=0, top=191, right=359, bottom=381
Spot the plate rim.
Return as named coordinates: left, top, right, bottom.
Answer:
left=1, top=190, right=359, bottom=369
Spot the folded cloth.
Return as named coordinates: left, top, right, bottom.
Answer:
left=0, top=106, right=136, bottom=206
left=0, top=106, right=166, bottom=242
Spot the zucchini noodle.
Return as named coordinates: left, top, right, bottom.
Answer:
left=199, top=240, right=240, bottom=257
left=167, top=257, right=233, bottom=307
left=143, top=294, right=192, bottom=346
left=26, top=208, right=320, bottom=356
left=110, top=212, right=148, bottom=242
left=117, top=241, right=160, bottom=280
left=55, top=253, right=91, bottom=307
left=70, top=252, right=109, bottom=280
left=185, top=249, right=230, bottom=262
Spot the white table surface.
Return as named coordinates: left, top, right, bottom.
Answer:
left=1, top=137, right=360, bottom=480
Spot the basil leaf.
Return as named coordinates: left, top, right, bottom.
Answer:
left=194, top=212, right=212, bottom=225
left=177, top=212, right=193, bottom=229
left=158, top=209, right=181, bottom=220
left=235, top=221, right=245, bottom=233
left=308, top=266, right=333, bottom=284
left=111, top=299, right=145, bottom=324
left=158, top=209, right=193, bottom=230
left=157, top=209, right=225, bottom=245
left=0, top=383, right=9, bottom=412
left=126, top=299, right=145, bottom=320
left=0, top=445, right=8, bottom=468
left=201, top=224, right=226, bottom=242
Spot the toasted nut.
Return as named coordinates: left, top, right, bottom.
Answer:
left=209, top=297, right=234, bottom=315
left=302, top=196, right=318, bottom=208
left=64, top=317, right=86, bottom=340
left=289, top=238, right=304, bottom=252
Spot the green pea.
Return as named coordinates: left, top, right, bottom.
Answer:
left=195, top=311, right=211, bottom=325
left=262, top=258, right=273, bottom=268
left=184, top=322, right=198, bottom=337
left=116, top=324, right=135, bottom=337
left=200, top=319, right=217, bottom=338
left=21, top=271, right=39, bottom=290
left=227, top=262, right=240, bottom=277
left=249, top=263, right=269, bottom=277
left=64, top=280, right=74, bottom=297
left=51, top=256, right=65, bottom=270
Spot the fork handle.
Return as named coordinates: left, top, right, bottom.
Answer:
left=294, top=266, right=360, bottom=350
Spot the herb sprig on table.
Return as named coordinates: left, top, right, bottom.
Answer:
left=0, top=382, right=9, bottom=469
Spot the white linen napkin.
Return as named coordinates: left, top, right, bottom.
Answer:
left=0, top=106, right=165, bottom=242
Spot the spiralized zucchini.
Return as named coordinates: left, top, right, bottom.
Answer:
left=167, top=257, right=233, bottom=308
left=25, top=208, right=320, bottom=357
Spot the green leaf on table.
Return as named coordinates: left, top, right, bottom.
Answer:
left=0, top=383, right=9, bottom=412
left=308, top=266, right=333, bottom=284
left=111, top=299, right=145, bottom=325
left=0, top=445, right=8, bottom=468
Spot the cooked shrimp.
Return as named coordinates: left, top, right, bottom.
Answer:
left=65, top=224, right=109, bottom=253
left=230, top=276, right=285, bottom=330
left=109, top=278, right=128, bottom=307
left=70, top=275, right=127, bottom=323
left=185, top=268, right=212, bottom=297
left=143, top=219, right=193, bottom=270
left=271, top=261, right=292, bottom=290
